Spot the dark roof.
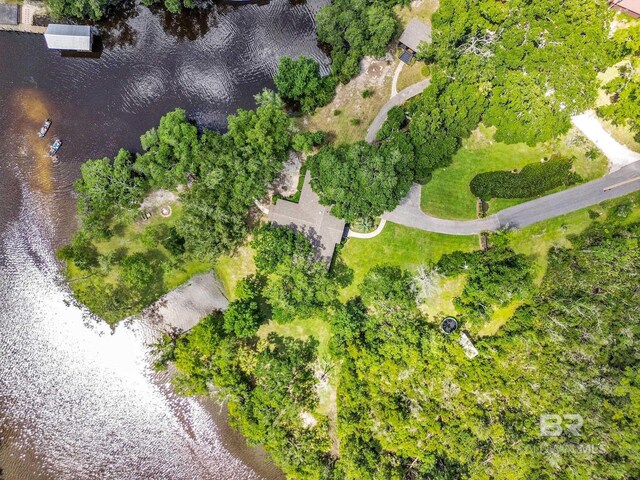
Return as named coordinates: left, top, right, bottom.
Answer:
left=0, top=4, right=19, bottom=25
left=398, top=18, right=431, bottom=52
left=268, top=171, right=346, bottom=265
left=399, top=50, right=414, bottom=64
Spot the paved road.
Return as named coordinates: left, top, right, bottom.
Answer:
left=383, top=161, right=640, bottom=235
left=365, top=78, right=431, bottom=143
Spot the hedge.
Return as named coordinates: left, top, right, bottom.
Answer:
left=469, top=157, right=581, bottom=200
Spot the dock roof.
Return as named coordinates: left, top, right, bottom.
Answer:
left=268, top=171, right=346, bottom=265
left=398, top=18, right=431, bottom=52
left=45, top=24, right=92, bottom=51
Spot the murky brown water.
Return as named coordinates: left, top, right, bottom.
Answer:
left=0, top=1, right=328, bottom=478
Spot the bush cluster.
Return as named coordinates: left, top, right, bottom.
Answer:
left=469, top=157, right=580, bottom=201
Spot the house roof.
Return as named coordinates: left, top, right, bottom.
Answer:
left=398, top=18, right=431, bottom=52
left=268, top=171, right=346, bottom=265
left=0, top=4, right=19, bottom=25
left=44, top=24, right=92, bottom=51
left=611, top=0, right=640, bottom=15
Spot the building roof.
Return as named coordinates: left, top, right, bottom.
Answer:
left=399, top=50, right=414, bottom=65
left=611, top=0, right=640, bottom=15
left=398, top=18, right=431, bottom=52
left=0, top=4, right=19, bottom=25
left=44, top=24, right=92, bottom=51
left=268, top=171, right=346, bottom=265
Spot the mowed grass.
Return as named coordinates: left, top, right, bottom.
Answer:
left=214, top=245, right=256, bottom=301
left=338, top=222, right=479, bottom=299
left=396, top=61, right=428, bottom=92
left=258, top=316, right=333, bottom=359
left=420, top=125, right=609, bottom=220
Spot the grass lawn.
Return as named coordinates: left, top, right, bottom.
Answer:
left=418, top=275, right=466, bottom=321
left=65, top=201, right=215, bottom=324
left=214, top=245, right=256, bottom=301
left=258, top=316, right=333, bottom=359
left=396, top=61, right=428, bottom=92
left=338, top=222, right=479, bottom=299
left=68, top=203, right=213, bottom=291
left=421, top=125, right=610, bottom=220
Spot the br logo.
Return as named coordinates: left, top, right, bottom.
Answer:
left=539, top=414, right=583, bottom=437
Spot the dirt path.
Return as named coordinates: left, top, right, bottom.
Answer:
left=572, top=110, right=640, bottom=171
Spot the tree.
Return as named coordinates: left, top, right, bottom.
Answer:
left=178, top=90, right=292, bottom=259
left=47, top=0, right=111, bottom=20
left=274, top=56, right=336, bottom=113
left=134, top=108, right=199, bottom=189
left=223, top=299, right=263, bottom=338
left=141, top=0, right=195, bottom=14
left=251, top=224, right=313, bottom=273
left=315, top=0, right=399, bottom=82
left=263, top=255, right=338, bottom=322
left=119, top=253, right=155, bottom=290
left=308, top=137, right=414, bottom=223
left=74, top=149, right=144, bottom=236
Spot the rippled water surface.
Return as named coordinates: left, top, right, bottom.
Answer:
left=0, top=2, right=328, bottom=478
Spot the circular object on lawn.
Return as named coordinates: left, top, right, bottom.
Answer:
left=441, top=316, right=458, bottom=334
left=160, top=206, right=172, bottom=217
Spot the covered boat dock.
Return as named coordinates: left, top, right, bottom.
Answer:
left=44, top=24, right=92, bottom=51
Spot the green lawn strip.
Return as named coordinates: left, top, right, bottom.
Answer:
left=420, top=125, right=609, bottom=220
left=213, top=245, right=256, bottom=301
left=477, top=300, right=525, bottom=337
left=339, top=222, right=479, bottom=300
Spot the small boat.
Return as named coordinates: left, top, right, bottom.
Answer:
left=49, top=138, right=62, bottom=157
left=38, top=119, right=52, bottom=138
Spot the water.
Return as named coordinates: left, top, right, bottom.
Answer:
left=0, top=1, right=328, bottom=478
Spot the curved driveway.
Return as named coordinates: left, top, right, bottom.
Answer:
left=363, top=79, right=640, bottom=235
left=365, top=78, right=431, bottom=143
left=383, top=161, right=640, bottom=235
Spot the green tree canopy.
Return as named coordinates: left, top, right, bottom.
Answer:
left=274, top=56, right=336, bottom=113
left=308, top=137, right=415, bottom=223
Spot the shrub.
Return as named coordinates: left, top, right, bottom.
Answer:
left=469, top=157, right=581, bottom=200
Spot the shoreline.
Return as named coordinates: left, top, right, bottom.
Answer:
left=141, top=271, right=285, bottom=479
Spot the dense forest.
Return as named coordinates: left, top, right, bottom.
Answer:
left=164, top=204, right=640, bottom=479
